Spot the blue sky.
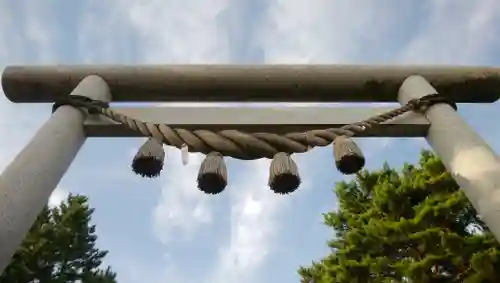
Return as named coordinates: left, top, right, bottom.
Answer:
left=1, top=1, right=500, bottom=282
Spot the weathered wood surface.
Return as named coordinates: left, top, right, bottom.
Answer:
left=2, top=65, right=500, bottom=103
left=84, top=106, right=430, bottom=138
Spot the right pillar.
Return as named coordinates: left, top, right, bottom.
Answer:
left=398, top=75, right=500, bottom=240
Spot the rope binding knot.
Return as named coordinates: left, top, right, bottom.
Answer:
left=408, top=93, right=458, bottom=114
left=52, top=95, right=110, bottom=114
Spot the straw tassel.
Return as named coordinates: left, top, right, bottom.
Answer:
left=268, top=152, right=301, bottom=195
left=333, top=136, right=365, bottom=175
left=197, top=152, right=227, bottom=195
left=131, top=137, right=165, bottom=178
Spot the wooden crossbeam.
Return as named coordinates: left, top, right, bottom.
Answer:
left=84, top=106, right=430, bottom=138
left=2, top=65, right=500, bottom=103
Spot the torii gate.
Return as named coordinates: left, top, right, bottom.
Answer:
left=1, top=65, right=500, bottom=272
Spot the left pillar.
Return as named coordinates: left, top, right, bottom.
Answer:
left=0, top=75, right=111, bottom=273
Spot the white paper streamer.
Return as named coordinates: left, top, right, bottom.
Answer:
left=181, top=144, right=189, bottom=165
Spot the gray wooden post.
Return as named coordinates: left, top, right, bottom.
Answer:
left=398, top=75, right=500, bottom=240
left=0, top=75, right=111, bottom=272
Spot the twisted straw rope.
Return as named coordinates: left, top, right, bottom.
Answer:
left=61, top=95, right=446, bottom=160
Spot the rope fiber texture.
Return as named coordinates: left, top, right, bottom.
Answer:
left=52, top=93, right=456, bottom=160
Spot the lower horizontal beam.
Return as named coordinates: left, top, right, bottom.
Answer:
left=84, top=106, right=430, bottom=138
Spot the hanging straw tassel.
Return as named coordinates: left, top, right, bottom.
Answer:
left=197, top=152, right=227, bottom=195
left=268, top=152, right=301, bottom=195
left=131, top=137, right=165, bottom=178
left=333, top=136, right=365, bottom=175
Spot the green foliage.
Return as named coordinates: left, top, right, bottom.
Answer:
left=0, top=194, right=117, bottom=283
left=299, top=150, right=500, bottom=283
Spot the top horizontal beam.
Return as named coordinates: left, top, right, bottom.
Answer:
left=2, top=65, right=500, bottom=103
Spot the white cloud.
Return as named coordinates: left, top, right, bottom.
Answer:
left=258, top=0, right=355, bottom=63
left=0, top=1, right=65, bottom=191
left=123, top=0, right=230, bottom=64
left=209, top=159, right=284, bottom=283
left=152, top=148, right=214, bottom=243
left=398, top=0, right=500, bottom=64
left=257, top=0, right=412, bottom=64
left=48, top=187, right=70, bottom=208
left=0, top=2, right=52, bottom=172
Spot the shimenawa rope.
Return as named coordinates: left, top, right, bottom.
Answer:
left=52, top=93, right=456, bottom=195
left=53, top=94, right=455, bottom=159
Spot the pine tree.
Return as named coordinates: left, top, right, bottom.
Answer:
left=0, top=194, right=117, bottom=283
left=299, top=150, right=500, bottom=283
